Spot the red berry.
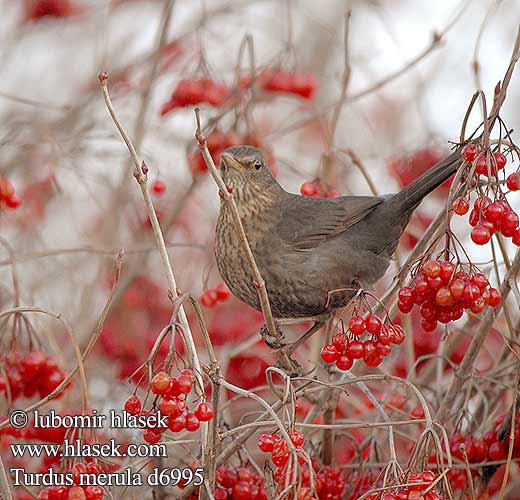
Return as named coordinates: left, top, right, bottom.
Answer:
left=258, top=433, right=279, bottom=452
left=488, top=441, right=506, bottom=460
left=439, top=261, right=456, bottom=282
left=484, top=202, right=504, bottom=222
left=177, top=375, right=193, bottom=394
left=143, top=429, right=162, bottom=444
left=84, top=486, right=104, bottom=500
left=488, top=288, right=501, bottom=307
left=469, top=208, right=480, bottom=227
left=300, top=181, right=319, bottom=197
left=435, top=287, right=453, bottom=306
left=5, top=195, right=21, bottom=209
left=347, top=340, right=364, bottom=359
left=462, top=143, right=480, bottom=162
left=398, top=300, right=414, bottom=313
left=492, top=151, right=506, bottom=170
left=349, top=316, right=366, bottom=335
left=375, top=341, right=391, bottom=357
left=365, top=314, right=382, bottom=335
left=290, top=429, right=304, bottom=446
left=452, top=197, right=470, bottom=215
left=167, top=415, right=185, bottom=432
left=422, top=260, right=441, bottom=278
left=421, top=318, right=437, bottom=332
left=232, top=480, right=252, bottom=500
left=194, top=402, right=215, bottom=421
left=450, top=278, right=466, bottom=300
left=332, top=333, right=349, bottom=353
left=185, top=413, right=200, bottom=432
left=501, top=210, right=519, bottom=232
left=506, top=172, right=520, bottom=191
left=152, top=179, right=166, bottom=195
left=513, top=230, right=520, bottom=246
left=200, top=289, right=218, bottom=307
left=475, top=195, right=491, bottom=209
left=320, top=344, right=338, bottom=363
left=22, top=351, right=46, bottom=378
left=151, top=372, right=171, bottom=394
left=470, top=273, right=488, bottom=291
left=215, top=283, right=231, bottom=301
left=475, top=155, right=490, bottom=175
left=159, top=398, right=180, bottom=416
left=398, top=286, right=416, bottom=304
left=471, top=225, right=491, bottom=245
left=124, top=395, right=142, bottom=415
left=335, top=354, right=353, bottom=371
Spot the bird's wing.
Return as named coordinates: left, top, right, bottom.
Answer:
left=275, top=194, right=384, bottom=251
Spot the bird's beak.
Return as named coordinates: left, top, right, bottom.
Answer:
left=221, top=153, right=245, bottom=172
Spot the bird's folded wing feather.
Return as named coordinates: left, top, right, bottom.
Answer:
left=276, top=194, right=384, bottom=251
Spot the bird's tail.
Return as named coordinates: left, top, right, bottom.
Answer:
left=386, top=148, right=462, bottom=216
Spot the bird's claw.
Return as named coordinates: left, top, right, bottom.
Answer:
left=258, top=323, right=286, bottom=350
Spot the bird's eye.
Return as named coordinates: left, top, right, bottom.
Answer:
left=253, top=160, right=262, bottom=170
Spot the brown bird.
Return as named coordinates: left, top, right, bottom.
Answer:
left=215, top=146, right=460, bottom=321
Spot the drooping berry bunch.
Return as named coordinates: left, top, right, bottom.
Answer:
left=398, top=260, right=501, bottom=332
left=124, top=369, right=215, bottom=444
left=0, top=178, right=22, bottom=209
left=320, top=315, right=404, bottom=370
left=24, top=0, right=76, bottom=21
left=453, top=194, right=520, bottom=246
left=436, top=413, right=520, bottom=491
left=258, top=431, right=349, bottom=500
left=451, top=144, right=520, bottom=246
left=160, top=79, right=229, bottom=116
left=200, top=283, right=231, bottom=307
left=213, top=465, right=268, bottom=500
left=364, top=470, right=445, bottom=500
left=0, top=351, right=70, bottom=402
left=37, top=462, right=104, bottom=500
left=300, top=180, right=339, bottom=198
left=240, top=69, right=318, bottom=100
left=388, top=148, right=451, bottom=194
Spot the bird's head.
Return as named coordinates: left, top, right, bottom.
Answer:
left=220, top=146, right=278, bottom=199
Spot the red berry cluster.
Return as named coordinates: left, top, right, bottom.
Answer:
left=37, top=463, right=104, bottom=500
left=0, top=352, right=70, bottom=401
left=200, top=283, right=231, bottom=307
left=453, top=194, right=520, bottom=246
left=320, top=315, right=404, bottom=370
left=398, top=260, right=501, bottom=332
left=462, top=144, right=507, bottom=176
left=240, top=69, right=318, bottom=100
left=188, top=130, right=240, bottom=175
left=160, top=79, right=229, bottom=116
left=0, top=178, right=22, bottom=209
left=300, top=181, right=339, bottom=198
left=454, top=144, right=520, bottom=246
left=440, top=414, right=520, bottom=491
left=258, top=429, right=305, bottom=466
left=24, top=0, right=75, bottom=21
left=388, top=148, right=451, bottom=195
left=258, top=432, right=348, bottom=500
left=124, top=369, right=215, bottom=444
left=364, top=470, right=445, bottom=500
left=210, top=465, right=268, bottom=500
